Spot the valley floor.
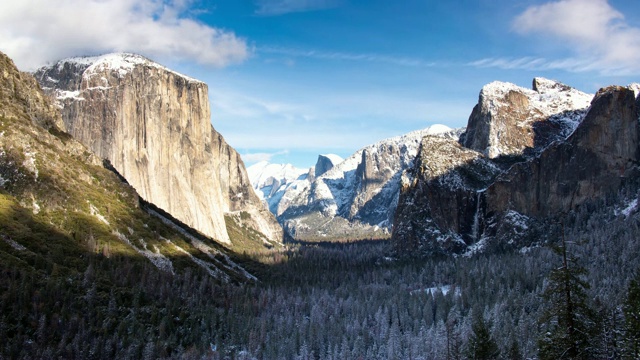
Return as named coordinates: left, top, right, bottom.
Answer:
left=3, top=195, right=640, bottom=359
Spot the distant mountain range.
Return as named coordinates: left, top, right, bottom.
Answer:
left=248, top=125, right=461, bottom=241
left=248, top=77, right=640, bottom=257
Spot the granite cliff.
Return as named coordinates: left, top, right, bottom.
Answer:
left=393, top=79, right=640, bottom=256
left=0, top=50, right=254, bottom=282
left=35, top=53, right=281, bottom=249
left=460, top=77, right=592, bottom=158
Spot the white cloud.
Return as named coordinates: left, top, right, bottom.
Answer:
left=241, top=151, right=289, bottom=164
left=0, top=0, right=249, bottom=70
left=254, top=0, right=338, bottom=16
left=512, top=0, right=640, bottom=74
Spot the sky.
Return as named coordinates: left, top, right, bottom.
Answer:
left=1, top=0, right=640, bottom=169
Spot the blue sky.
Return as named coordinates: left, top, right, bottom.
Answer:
left=2, top=0, right=640, bottom=168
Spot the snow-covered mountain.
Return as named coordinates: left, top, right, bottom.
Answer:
left=247, top=161, right=309, bottom=213
left=393, top=78, right=640, bottom=257
left=269, top=125, right=462, bottom=241
left=247, top=154, right=344, bottom=214
left=461, top=77, right=593, bottom=159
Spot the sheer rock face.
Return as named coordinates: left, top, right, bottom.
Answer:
left=393, top=80, right=640, bottom=256
left=35, top=53, right=281, bottom=246
left=392, top=136, right=501, bottom=255
left=460, top=78, right=592, bottom=159
left=211, top=130, right=282, bottom=244
left=487, top=86, right=640, bottom=218
left=314, top=154, right=341, bottom=177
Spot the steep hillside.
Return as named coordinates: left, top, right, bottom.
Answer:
left=393, top=79, right=640, bottom=256
left=35, top=53, right=281, bottom=250
left=0, top=50, right=259, bottom=358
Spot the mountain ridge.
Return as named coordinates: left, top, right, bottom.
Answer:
left=250, top=124, right=462, bottom=241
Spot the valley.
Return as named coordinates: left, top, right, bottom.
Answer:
left=2, top=46, right=640, bottom=360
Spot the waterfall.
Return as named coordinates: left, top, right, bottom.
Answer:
left=471, top=192, right=481, bottom=240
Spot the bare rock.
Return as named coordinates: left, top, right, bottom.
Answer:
left=35, top=53, right=282, bottom=246
left=460, top=78, right=592, bottom=158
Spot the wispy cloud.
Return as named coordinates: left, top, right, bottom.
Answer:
left=254, top=0, right=338, bottom=16
left=0, top=0, right=249, bottom=70
left=467, top=56, right=607, bottom=73
left=259, top=46, right=438, bottom=68
left=512, top=0, right=640, bottom=75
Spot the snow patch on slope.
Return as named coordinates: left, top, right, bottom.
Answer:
left=630, top=83, right=640, bottom=99
left=321, top=153, right=344, bottom=165
left=113, top=231, right=174, bottom=274
left=615, top=198, right=638, bottom=217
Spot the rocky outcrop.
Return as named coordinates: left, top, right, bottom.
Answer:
left=392, top=136, right=501, bottom=254
left=460, top=78, right=592, bottom=158
left=0, top=55, right=65, bottom=132
left=393, top=80, right=640, bottom=256
left=212, top=131, right=282, bottom=244
left=35, top=53, right=281, bottom=247
left=486, top=85, right=640, bottom=218
left=315, top=154, right=342, bottom=177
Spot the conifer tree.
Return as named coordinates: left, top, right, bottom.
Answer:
left=538, top=237, right=596, bottom=360
left=624, top=270, right=640, bottom=359
left=506, top=337, right=522, bottom=360
left=465, top=310, right=499, bottom=360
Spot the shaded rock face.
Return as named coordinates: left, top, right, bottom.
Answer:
left=393, top=79, right=640, bottom=256
left=35, top=53, right=281, bottom=246
left=314, top=154, right=341, bottom=177
left=392, top=137, right=501, bottom=254
left=460, top=78, right=592, bottom=158
left=211, top=131, right=282, bottom=244
left=487, top=86, right=640, bottom=218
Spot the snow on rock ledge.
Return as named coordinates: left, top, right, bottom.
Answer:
left=461, top=77, right=593, bottom=159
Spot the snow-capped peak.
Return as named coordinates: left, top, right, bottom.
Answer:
left=480, top=78, right=592, bottom=123
left=425, top=124, right=453, bottom=135
left=247, top=162, right=307, bottom=192
left=54, top=53, right=202, bottom=83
